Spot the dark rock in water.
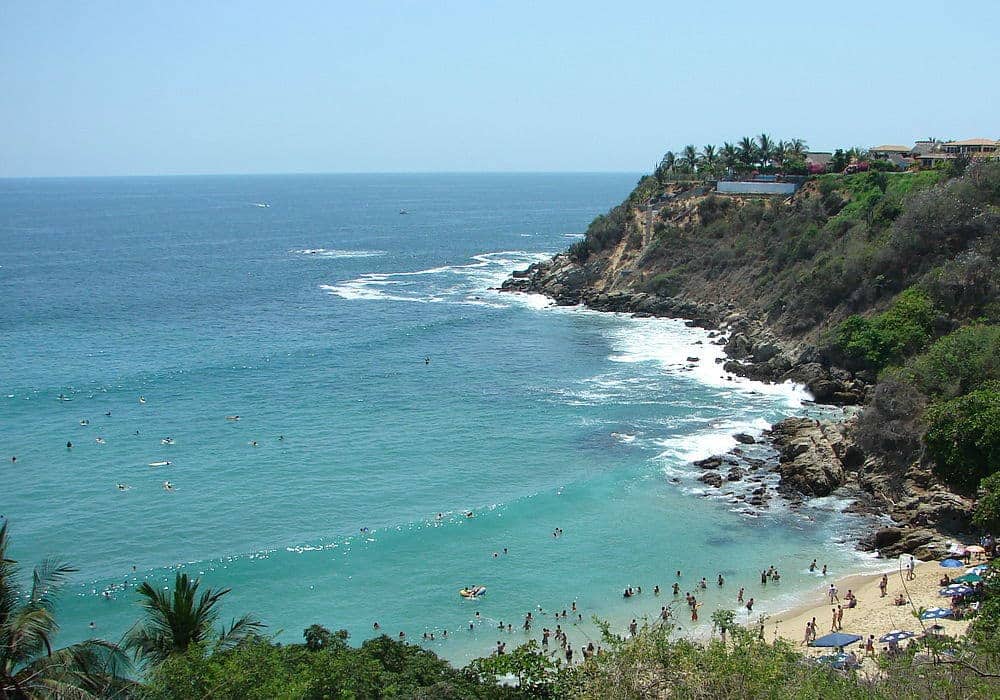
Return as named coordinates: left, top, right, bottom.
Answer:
left=726, top=467, right=744, bottom=481
left=751, top=486, right=766, bottom=496
left=698, top=472, right=723, bottom=488
left=510, top=268, right=529, bottom=279
left=733, top=432, right=756, bottom=445
left=694, top=456, right=723, bottom=470
left=686, top=356, right=700, bottom=362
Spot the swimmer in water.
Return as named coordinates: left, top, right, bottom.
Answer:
left=95, top=437, right=105, bottom=444
left=80, top=419, right=89, bottom=426
left=10, top=456, right=15, bottom=463
left=66, top=441, right=73, bottom=449
left=105, top=411, right=112, bottom=417
left=117, top=483, right=129, bottom=491
left=250, top=441, right=258, bottom=447
left=425, top=356, right=430, bottom=364
left=278, top=435, right=284, bottom=441
left=162, top=481, right=174, bottom=491
left=139, top=396, right=146, bottom=404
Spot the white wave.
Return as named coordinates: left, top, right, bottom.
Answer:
left=601, top=316, right=810, bottom=408
left=563, top=233, right=585, bottom=238
left=320, top=250, right=551, bottom=306
left=291, top=248, right=387, bottom=259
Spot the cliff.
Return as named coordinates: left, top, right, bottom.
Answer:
left=502, top=162, right=1000, bottom=557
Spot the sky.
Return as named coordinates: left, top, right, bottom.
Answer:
left=1, top=0, right=998, bottom=177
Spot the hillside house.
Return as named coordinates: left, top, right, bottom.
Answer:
left=942, top=138, right=998, bottom=155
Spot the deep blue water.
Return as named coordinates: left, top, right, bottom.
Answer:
left=0, top=174, right=875, bottom=663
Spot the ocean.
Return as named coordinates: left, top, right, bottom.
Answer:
left=0, top=173, right=878, bottom=664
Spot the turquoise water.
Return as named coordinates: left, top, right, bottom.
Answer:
left=0, top=174, right=876, bottom=664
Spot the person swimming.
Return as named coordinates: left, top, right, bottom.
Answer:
left=139, top=396, right=146, bottom=404
left=66, top=441, right=73, bottom=449
left=117, top=483, right=129, bottom=491
left=424, top=356, right=430, bottom=364
left=80, top=419, right=89, bottom=426
left=105, top=411, right=112, bottom=417
left=162, top=481, right=174, bottom=491
left=95, top=437, right=105, bottom=444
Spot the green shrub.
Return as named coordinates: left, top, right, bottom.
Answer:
left=924, top=381, right=1000, bottom=491
left=646, top=271, right=684, bottom=296
left=834, top=288, right=938, bottom=371
left=903, top=325, right=1000, bottom=399
left=974, top=472, right=1000, bottom=535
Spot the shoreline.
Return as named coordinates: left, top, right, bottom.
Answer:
left=768, top=559, right=972, bottom=649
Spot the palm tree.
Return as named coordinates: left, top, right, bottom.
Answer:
left=757, top=133, right=775, bottom=168
left=682, top=144, right=699, bottom=172
left=700, top=144, right=718, bottom=172
left=737, top=136, right=757, bottom=168
left=773, top=140, right=787, bottom=168
left=126, top=572, right=264, bottom=666
left=0, top=522, right=132, bottom=698
left=659, top=151, right=676, bottom=173
left=787, top=138, right=808, bottom=159
left=720, top=142, right=739, bottom=174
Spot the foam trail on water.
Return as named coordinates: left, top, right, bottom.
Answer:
left=291, top=248, right=387, bottom=259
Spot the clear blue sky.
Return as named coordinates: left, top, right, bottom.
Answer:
left=1, top=0, right=997, bottom=177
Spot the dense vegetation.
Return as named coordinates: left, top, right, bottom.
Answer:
left=569, top=157, right=999, bottom=515
left=4, top=523, right=1000, bottom=698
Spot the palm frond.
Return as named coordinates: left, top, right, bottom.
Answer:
left=30, top=557, right=78, bottom=609
left=216, top=613, right=265, bottom=652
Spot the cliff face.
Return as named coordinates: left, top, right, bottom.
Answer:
left=502, top=163, right=1000, bottom=556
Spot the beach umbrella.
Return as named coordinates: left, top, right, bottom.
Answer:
left=920, top=607, right=954, bottom=620
left=879, top=630, right=916, bottom=643
left=939, top=584, right=974, bottom=597
left=810, top=632, right=862, bottom=648
left=939, top=558, right=964, bottom=568
left=966, top=545, right=985, bottom=554
left=953, top=573, right=982, bottom=584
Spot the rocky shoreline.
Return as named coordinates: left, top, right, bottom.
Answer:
left=500, top=255, right=977, bottom=559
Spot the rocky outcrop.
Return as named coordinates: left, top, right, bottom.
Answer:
left=499, top=248, right=973, bottom=557
left=769, top=417, right=854, bottom=497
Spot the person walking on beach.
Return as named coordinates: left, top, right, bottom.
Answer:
left=810, top=617, right=817, bottom=642
left=737, top=586, right=744, bottom=603
left=907, top=556, right=916, bottom=581
left=803, top=621, right=812, bottom=645
left=879, top=574, right=888, bottom=597
left=828, top=583, right=839, bottom=604
left=836, top=605, right=844, bottom=630
left=830, top=608, right=838, bottom=632
left=865, top=635, right=875, bottom=657
left=629, top=619, right=638, bottom=637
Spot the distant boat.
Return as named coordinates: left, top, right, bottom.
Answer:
left=399, top=209, right=409, bottom=215
left=254, top=202, right=270, bottom=208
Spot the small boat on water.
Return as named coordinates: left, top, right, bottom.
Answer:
left=148, top=461, right=172, bottom=468
left=399, top=209, right=409, bottom=215
left=459, top=585, right=487, bottom=599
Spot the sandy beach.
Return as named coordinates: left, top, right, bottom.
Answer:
left=768, top=559, right=974, bottom=652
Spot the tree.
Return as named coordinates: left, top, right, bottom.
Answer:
left=0, top=522, right=133, bottom=699
left=127, top=571, right=265, bottom=666
left=738, top=136, right=757, bottom=168
left=756, top=133, right=775, bottom=169
left=720, top=142, right=739, bottom=174
left=659, top=151, right=676, bottom=173
left=700, top=144, right=718, bottom=173
left=974, top=472, right=1000, bottom=535
left=924, top=382, right=1000, bottom=492
left=787, top=138, right=808, bottom=159
left=681, top=144, right=699, bottom=173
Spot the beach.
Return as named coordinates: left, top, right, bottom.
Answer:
left=770, top=559, right=973, bottom=650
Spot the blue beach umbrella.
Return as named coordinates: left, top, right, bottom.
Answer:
left=810, top=632, right=862, bottom=648
left=939, top=584, right=974, bottom=597
left=939, top=558, right=964, bottom=568
left=879, top=630, right=916, bottom=643
left=920, top=607, right=954, bottom=620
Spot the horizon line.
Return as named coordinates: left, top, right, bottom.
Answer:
left=0, top=169, right=645, bottom=181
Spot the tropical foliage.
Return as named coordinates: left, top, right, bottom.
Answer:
left=126, top=572, right=264, bottom=666
left=0, top=522, right=132, bottom=699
